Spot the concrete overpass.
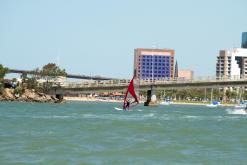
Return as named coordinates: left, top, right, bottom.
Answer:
left=51, top=78, right=247, bottom=94
left=7, top=69, right=115, bottom=80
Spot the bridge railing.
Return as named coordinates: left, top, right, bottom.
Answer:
left=59, top=76, right=247, bottom=88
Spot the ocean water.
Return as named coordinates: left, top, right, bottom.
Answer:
left=0, top=101, right=247, bottom=165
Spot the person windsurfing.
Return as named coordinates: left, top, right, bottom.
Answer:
left=126, top=99, right=130, bottom=110
left=123, top=76, right=139, bottom=110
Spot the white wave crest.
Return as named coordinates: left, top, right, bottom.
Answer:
left=144, top=113, right=155, bottom=117
left=226, top=109, right=247, bottom=115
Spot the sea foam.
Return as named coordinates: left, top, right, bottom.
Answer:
left=226, top=109, right=247, bottom=115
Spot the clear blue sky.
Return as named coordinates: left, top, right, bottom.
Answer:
left=0, top=0, right=247, bottom=78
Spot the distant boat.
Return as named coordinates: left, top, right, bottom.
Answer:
left=234, top=100, right=246, bottom=109
left=206, top=89, right=220, bottom=108
left=160, top=91, right=171, bottom=105
left=206, top=102, right=219, bottom=108
left=160, top=101, right=171, bottom=105
left=160, top=98, right=171, bottom=105
left=206, top=101, right=222, bottom=107
left=234, top=90, right=246, bottom=109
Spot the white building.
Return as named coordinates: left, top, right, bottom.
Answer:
left=216, top=48, right=247, bottom=79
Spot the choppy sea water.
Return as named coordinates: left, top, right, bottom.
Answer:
left=0, top=101, right=247, bottom=165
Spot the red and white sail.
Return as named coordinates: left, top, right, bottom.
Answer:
left=123, top=76, right=139, bottom=110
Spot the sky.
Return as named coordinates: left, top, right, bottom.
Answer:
left=0, top=0, right=247, bottom=79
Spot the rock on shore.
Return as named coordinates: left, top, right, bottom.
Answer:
left=0, top=88, right=62, bottom=103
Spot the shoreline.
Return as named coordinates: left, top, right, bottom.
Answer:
left=64, top=97, right=123, bottom=103
left=171, top=101, right=236, bottom=107
left=64, top=97, right=237, bottom=107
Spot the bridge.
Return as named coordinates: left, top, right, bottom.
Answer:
left=52, top=77, right=247, bottom=94
left=7, top=69, right=115, bottom=80
left=7, top=69, right=247, bottom=94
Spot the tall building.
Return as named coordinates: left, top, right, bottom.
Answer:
left=242, top=32, right=247, bottom=49
left=216, top=48, right=247, bottom=79
left=134, top=48, right=175, bottom=80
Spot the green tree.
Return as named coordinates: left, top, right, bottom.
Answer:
left=40, top=63, right=66, bottom=80
left=26, top=77, right=38, bottom=90
left=14, top=86, right=24, bottom=96
left=33, top=68, right=40, bottom=79
left=40, top=63, right=67, bottom=92
left=0, top=83, right=4, bottom=95
left=0, top=64, right=8, bottom=80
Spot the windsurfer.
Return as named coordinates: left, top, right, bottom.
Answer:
left=122, top=76, right=139, bottom=110
left=126, top=100, right=130, bottom=110
left=125, top=99, right=138, bottom=110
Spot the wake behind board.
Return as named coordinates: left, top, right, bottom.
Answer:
left=114, top=107, right=123, bottom=111
left=114, top=107, right=134, bottom=111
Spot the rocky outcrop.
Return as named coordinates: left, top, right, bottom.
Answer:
left=0, top=88, right=63, bottom=103
left=1, top=88, right=15, bottom=101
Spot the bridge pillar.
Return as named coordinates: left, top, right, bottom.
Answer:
left=55, top=94, right=64, bottom=102
left=144, top=86, right=158, bottom=106
left=204, top=88, right=207, bottom=102
left=222, top=87, right=227, bottom=103
left=173, top=89, right=177, bottom=101
left=48, top=87, right=64, bottom=102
